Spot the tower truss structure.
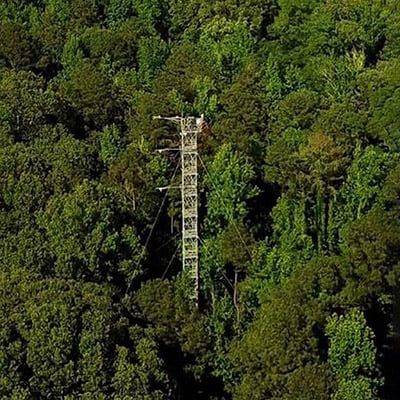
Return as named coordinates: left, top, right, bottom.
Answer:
left=180, top=116, right=202, bottom=303
left=153, top=115, right=203, bottom=304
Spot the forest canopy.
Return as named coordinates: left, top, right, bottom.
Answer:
left=1, top=0, right=400, bottom=399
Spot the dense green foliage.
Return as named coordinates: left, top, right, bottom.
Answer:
left=1, top=0, right=400, bottom=398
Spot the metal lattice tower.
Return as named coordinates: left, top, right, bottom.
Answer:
left=180, top=116, right=202, bottom=303
left=153, top=115, right=202, bottom=304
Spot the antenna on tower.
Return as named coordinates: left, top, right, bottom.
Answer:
left=153, top=115, right=203, bottom=306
